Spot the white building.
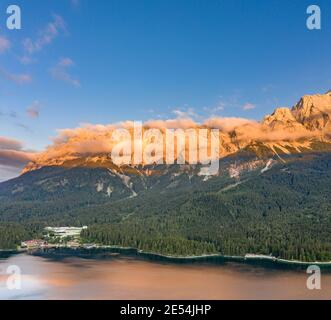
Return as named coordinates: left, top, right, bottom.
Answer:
left=45, top=226, right=87, bottom=238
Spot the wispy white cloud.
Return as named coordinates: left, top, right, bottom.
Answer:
left=205, top=93, right=243, bottom=115
left=0, top=68, right=32, bottom=84
left=58, top=57, right=74, bottom=67
left=26, top=100, right=41, bottom=118
left=206, top=102, right=225, bottom=114
left=0, top=36, right=10, bottom=54
left=213, top=104, right=225, bottom=112
left=172, top=107, right=197, bottom=119
left=8, top=73, right=32, bottom=84
left=50, top=58, right=80, bottom=87
left=22, top=15, right=66, bottom=55
left=243, top=103, right=256, bottom=111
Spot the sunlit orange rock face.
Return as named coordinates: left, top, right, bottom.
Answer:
left=23, top=91, right=331, bottom=174
left=292, top=93, right=331, bottom=130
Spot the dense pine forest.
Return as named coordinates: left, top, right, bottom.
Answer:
left=0, top=152, right=330, bottom=262
left=0, top=223, right=43, bottom=250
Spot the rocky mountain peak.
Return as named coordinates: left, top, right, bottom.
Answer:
left=262, top=107, right=303, bottom=131
left=291, top=93, right=331, bottom=130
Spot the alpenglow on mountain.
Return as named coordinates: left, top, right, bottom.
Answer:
left=0, top=91, right=331, bottom=262
left=22, top=91, right=331, bottom=173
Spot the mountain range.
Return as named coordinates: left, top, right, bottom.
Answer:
left=0, top=91, right=331, bottom=261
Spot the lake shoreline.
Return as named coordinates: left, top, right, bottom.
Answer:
left=2, top=246, right=329, bottom=270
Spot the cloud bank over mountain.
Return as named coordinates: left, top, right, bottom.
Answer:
left=16, top=91, right=330, bottom=173
left=1, top=91, right=331, bottom=179
left=0, top=137, right=35, bottom=181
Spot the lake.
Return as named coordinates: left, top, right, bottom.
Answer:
left=0, top=252, right=330, bottom=300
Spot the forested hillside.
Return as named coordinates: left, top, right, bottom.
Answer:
left=0, top=152, right=330, bottom=261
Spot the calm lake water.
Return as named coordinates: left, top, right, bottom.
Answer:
left=0, top=253, right=330, bottom=300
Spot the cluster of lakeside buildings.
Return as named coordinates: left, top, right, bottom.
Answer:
left=20, top=226, right=89, bottom=250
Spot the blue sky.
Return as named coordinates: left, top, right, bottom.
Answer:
left=0, top=0, right=331, bottom=152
